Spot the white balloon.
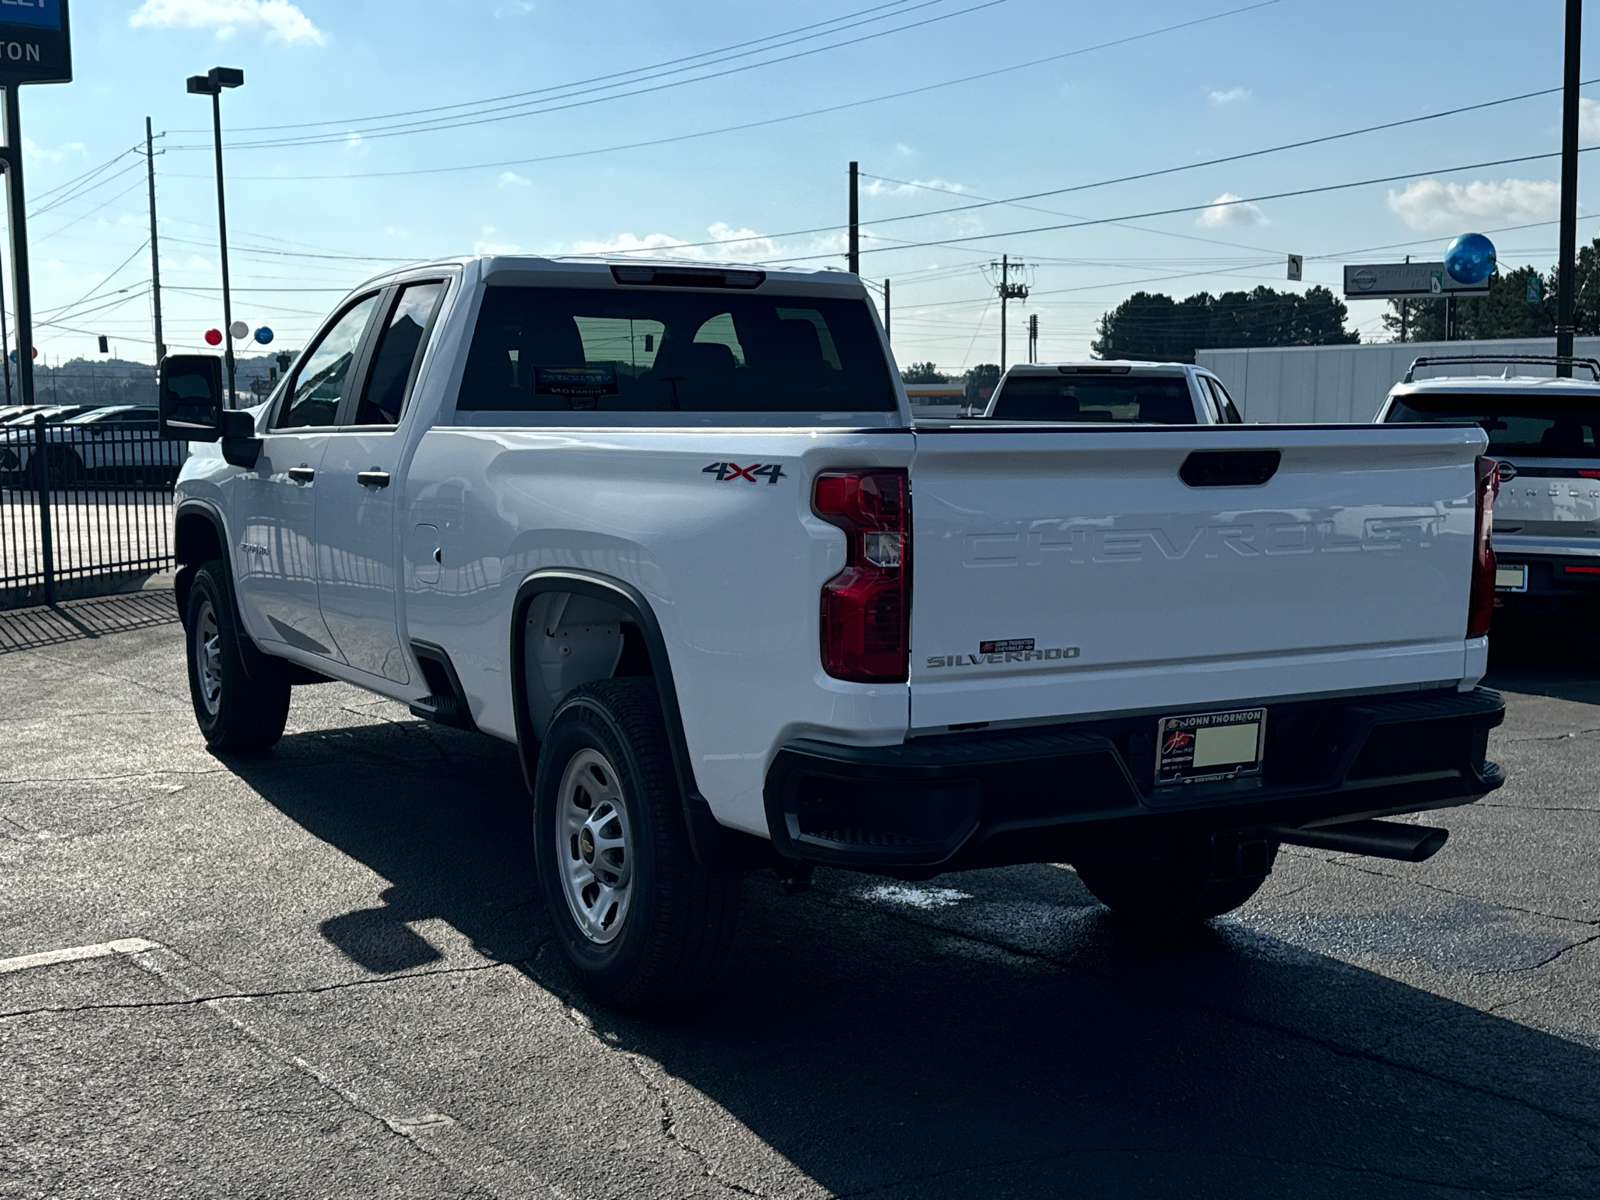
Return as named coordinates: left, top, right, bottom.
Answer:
left=229, top=320, right=249, bottom=339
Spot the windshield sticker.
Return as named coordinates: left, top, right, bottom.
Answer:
left=533, top=365, right=618, bottom=410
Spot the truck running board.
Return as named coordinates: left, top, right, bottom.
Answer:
left=1270, top=819, right=1447, bottom=863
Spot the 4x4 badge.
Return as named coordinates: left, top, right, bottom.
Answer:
left=703, top=462, right=786, bottom=484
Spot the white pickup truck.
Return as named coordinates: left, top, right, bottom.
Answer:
left=161, top=255, right=1506, bottom=1008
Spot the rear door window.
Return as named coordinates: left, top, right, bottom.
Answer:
left=1205, top=377, right=1243, bottom=423
left=1385, top=394, right=1600, bottom=458
left=455, top=287, right=894, bottom=415
left=354, top=281, right=446, bottom=426
left=990, top=375, right=1198, bottom=424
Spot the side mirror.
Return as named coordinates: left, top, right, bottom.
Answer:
left=159, top=354, right=224, bottom=442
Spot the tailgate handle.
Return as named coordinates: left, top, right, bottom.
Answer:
left=1179, top=449, right=1280, bottom=488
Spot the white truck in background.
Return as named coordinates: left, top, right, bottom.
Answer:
left=160, top=255, right=1506, bottom=1008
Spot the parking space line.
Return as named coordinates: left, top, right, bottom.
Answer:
left=0, top=937, right=157, bottom=975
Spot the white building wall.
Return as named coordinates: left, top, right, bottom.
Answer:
left=1198, top=337, right=1600, bottom=424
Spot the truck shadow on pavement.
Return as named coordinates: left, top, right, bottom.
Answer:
left=223, top=709, right=1600, bottom=1199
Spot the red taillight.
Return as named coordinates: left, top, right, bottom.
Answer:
left=1467, top=455, right=1499, bottom=639
left=813, top=469, right=910, bottom=682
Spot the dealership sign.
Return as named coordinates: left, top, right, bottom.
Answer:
left=0, top=0, right=69, bottom=85
left=1343, top=262, right=1489, bottom=300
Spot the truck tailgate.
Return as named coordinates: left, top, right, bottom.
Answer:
left=909, top=423, right=1488, bottom=731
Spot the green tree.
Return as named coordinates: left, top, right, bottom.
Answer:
left=963, top=363, right=1001, bottom=403
left=900, top=361, right=951, bottom=383
left=1383, top=265, right=1552, bottom=342
left=1092, top=286, right=1357, bottom=362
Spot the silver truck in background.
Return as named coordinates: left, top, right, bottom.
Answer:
left=1377, top=355, right=1600, bottom=622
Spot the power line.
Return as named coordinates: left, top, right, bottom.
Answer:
left=764, top=147, right=1600, bottom=263
left=167, top=0, right=936, bottom=135
left=854, top=76, right=1600, bottom=230
left=156, top=1, right=1282, bottom=180
left=170, top=0, right=1014, bottom=152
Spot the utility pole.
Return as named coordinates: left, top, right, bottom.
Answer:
left=990, top=255, right=1029, bottom=370
left=1399, top=254, right=1409, bottom=343
left=883, top=277, right=890, bottom=343
left=1, top=87, right=37, bottom=421
left=1028, top=313, right=1039, bottom=363
left=145, top=116, right=164, bottom=361
left=1, top=283, right=10, bottom=404
left=1557, top=0, right=1582, bottom=375
left=847, top=160, right=859, bottom=276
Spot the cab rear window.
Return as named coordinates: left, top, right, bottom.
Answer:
left=990, top=376, right=1196, bottom=424
left=1384, top=394, right=1600, bottom=458
left=456, top=287, right=894, bottom=414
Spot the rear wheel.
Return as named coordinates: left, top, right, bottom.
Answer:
left=1075, top=838, right=1274, bottom=928
left=533, top=678, right=742, bottom=1009
left=185, top=560, right=291, bottom=753
left=31, top=448, right=81, bottom=490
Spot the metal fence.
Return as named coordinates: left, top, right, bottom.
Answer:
left=0, top=414, right=179, bottom=608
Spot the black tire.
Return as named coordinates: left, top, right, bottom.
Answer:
left=184, top=559, right=291, bottom=753
left=1075, top=839, right=1275, bottom=928
left=533, top=678, right=743, bottom=1009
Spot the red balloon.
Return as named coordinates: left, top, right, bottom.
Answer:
left=204, top=328, right=222, bottom=346
left=29, top=346, right=36, bottom=358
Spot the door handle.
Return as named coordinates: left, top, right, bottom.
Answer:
left=287, top=465, right=315, bottom=484
left=357, top=469, right=390, bottom=489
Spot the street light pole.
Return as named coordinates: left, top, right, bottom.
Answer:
left=187, top=67, right=242, bottom=404
left=1556, top=0, right=1583, bottom=376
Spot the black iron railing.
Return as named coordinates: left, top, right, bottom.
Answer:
left=0, top=414, right=179, bottom=607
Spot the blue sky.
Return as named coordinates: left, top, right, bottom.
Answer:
left=6, top=0, right=1595, bottom=370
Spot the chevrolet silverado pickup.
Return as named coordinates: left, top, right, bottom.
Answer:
left=160, top=255, right=1506, bottom=1008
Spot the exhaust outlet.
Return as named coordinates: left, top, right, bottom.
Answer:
left=1270, top=819, right=1448, bottom=863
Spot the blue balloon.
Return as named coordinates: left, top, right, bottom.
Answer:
left=253, top=325, right=274, bottom=345
left=1445, top=233, right=1497, bottom=285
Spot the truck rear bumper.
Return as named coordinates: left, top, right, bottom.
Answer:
left=763, top=687, right=1505, bottom=876
left=1493, top=551, right=1600, bottom=617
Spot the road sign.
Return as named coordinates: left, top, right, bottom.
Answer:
left=0, top=0, right=71, bottom=86
left=1344, top=262, right=1489, bottom=300
left=250, top=377, right=273, bottom=397
left=1528, top=277, right=1542, bottom=303
left=1286, top=254, right=1303, bottom=282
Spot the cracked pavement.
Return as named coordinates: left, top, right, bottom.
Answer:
left=1, top=595, right=1598, bottom=1198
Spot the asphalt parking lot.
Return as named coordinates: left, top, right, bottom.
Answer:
left=1, top=596, right=1597, bottom=1199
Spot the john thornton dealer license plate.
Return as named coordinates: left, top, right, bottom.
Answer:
left=1156, top=708, right=1266, bottom=786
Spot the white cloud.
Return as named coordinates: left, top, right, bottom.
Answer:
left=188, top=254, right=212, bottom=271
left=343, top=131, right=367, bottom=156
left=1386, top=177, right=1559, bottom=231
left=473, top=226, right=521, bottom=255
left=23, top=137, right=84, bottom=164
left=495, top=0, right=535, bottom=15
left=129, top=0, right=326, bottom=45
left=1581, top=97, right=1600, bottom=143
left=567, top=222, right=845, bottom=265
left=1207, top=86, right=1251, bottom=106
left=1196, top=192, right=1265, bottom=227
left=895, top=143, right=915, bottom=157
left=863, top=177, right=964, bottom=198
left=498, top=171, right=531, bottom=187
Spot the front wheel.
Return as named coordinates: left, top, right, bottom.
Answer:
left=1075, top=839, right=1275, bottom=928
left=533, top=678, right=742, bottom=1009
left=185, top=560, right=291, bottom=753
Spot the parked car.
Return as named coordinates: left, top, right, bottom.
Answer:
left=160, top=255, right=1505, bottom=1008
left=1377, top=354, right=1600, bottom=622
left=981, top=361, right=1243, bottom=423
left=0, top=404, right=181, bottom=487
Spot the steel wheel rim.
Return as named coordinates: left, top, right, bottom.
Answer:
left=555, top=747, right=634, bottom=944
left=194, top=599, right=222, bottom=717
